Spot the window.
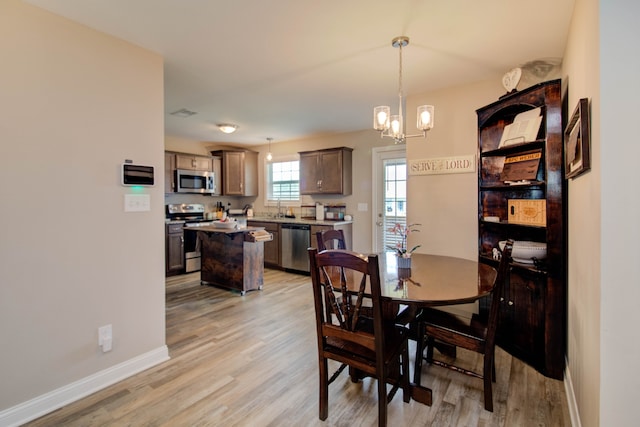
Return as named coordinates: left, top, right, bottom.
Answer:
left=266, top=157, right=300, bottom=204
left=383, top=159, right=407, bottom=250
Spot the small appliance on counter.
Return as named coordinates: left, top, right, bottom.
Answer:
left=315, top=203, right=325, bottom=220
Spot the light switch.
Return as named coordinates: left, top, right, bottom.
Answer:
left=357, top=203, right=368, bottom=212
left=124, top=194, right=151, bottom=212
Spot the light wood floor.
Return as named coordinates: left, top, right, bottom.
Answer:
left=25, top=269, right=571, bottom=426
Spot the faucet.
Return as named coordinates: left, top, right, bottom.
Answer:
left=277, top=199, right=283, bottom=218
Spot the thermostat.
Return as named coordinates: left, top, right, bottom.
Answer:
left=122, top=163, right=154, bottom=186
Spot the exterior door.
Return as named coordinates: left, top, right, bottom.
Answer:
left=372, top=146, right=407, bottom=252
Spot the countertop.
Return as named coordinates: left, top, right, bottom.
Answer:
left=246, top=216, right=352, bottom=226
left=165, top=217, right=353, bottom=227
left=190, top=225, right=264, bottom=234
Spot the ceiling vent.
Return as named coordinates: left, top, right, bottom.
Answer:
left=170, top=108, right=198, bottom=118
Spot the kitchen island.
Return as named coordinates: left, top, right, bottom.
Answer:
left=196, top=226, right=271, bottom=295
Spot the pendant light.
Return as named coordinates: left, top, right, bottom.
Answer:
left=266, top=137, right=273, bottom=161
left=373, top=36, right=435, bottom=144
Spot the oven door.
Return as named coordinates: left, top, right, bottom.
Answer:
left=175, top=169, right=215, bottom=194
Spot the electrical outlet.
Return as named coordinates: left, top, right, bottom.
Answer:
left=98, top=324, right=112, bottom=352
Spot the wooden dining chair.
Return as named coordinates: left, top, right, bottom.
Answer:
left=316, top=229, right=347, bottom=250
left=308, top=248, right=411, bottom=427
left=413, top=239, right=514, bottom=412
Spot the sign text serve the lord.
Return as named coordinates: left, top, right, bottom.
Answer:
left=409, top=155, right=475, bottom=175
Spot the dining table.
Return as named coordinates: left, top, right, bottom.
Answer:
left=377, top=251, right=498, bottom=406
left=378, top=251, right=497, bottom=309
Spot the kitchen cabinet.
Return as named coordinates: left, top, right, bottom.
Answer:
left=310, top=223, right=353, bottom=251
left=165, top=151, right=218, bottom=193
left=247, top=221, right=280, bottom=267
left=175, top=153, right=213, bottom=171
left=476, top=79, right=565, bottom=379
left=211, top=155, right=222, bottom=196
left=164, top=152, right=176, bottom=193
left=299, top=147, right=352, bottom=195
left=165, top=223, right=184, bottom=275
left=212, top=150, right=258, bottom=196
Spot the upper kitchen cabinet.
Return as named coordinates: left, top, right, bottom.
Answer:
left=211, top=149, right=258, bottom=196
left=299, top=147, right=353, bottom=195
left=164, top=152, right=176, bottom=193
left=175, top=153, right=213, bottom=171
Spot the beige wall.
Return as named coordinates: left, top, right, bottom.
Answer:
left=0, top=0, right=166, bottom=417
left=407, top=80, right=503, bottom=260
left=562, top=0, right=601, bottom=425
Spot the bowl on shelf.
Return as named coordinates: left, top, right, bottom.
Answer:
left=499, top=240, right=546, bottom=264
left=212, top=219, right=237, bottom=229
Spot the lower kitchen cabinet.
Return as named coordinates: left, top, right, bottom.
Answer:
left=310, top=223, right=352, bottom=251
left=247, top=221, right=280, bottom=267
left=247, top=220, right=353, bottom=270
left=166, top=223, right=184, bottom=274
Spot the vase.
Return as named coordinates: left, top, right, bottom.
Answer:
left=397, top=256, right=412, bottom=269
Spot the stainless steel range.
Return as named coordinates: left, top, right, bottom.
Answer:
left=166, top=203, right=214, bottom=273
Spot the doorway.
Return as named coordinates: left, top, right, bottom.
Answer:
left=372, top=146, right=407, bottom=252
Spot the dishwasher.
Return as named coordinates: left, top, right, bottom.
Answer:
left=280, top=223, right=311, bottom=273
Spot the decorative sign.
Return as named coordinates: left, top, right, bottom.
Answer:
left=409, top=155, right=475, bottom=176
left=499, top=149, right=541, bottom=182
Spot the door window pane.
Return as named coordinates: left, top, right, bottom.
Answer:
left=383, top=160, right=407, bottom=250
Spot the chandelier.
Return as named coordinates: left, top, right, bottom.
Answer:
left=373, top=36, right=434, bottom=144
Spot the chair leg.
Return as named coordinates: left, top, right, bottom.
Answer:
left=425, top=336, right=435, bottom=363
left=483, top=354, right=494, bottom=412
left=402, top=342, right=411, bottom=403
left=319, top=358, right=329, bottom=420
left=491, top=358, right=496, bottom=382
left=413, top=323, right=425, bottom=385
left=377, top=372, right=388, bottom=427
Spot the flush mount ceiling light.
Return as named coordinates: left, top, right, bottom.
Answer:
left=266, top=137, right=273, bottom=162
left=373, top=36, right=434, bottom=144
left=217, top=124, right=238, bottom=134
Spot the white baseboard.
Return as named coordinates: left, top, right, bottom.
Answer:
left=564, top=358, right=582, bottom=427
left=0, top=346, right=169, bottom=427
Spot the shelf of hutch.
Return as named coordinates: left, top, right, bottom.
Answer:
left=476, top=79, right=566, bottom=380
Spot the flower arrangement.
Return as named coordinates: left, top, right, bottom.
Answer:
left=387, top=223, right=421, bottom=258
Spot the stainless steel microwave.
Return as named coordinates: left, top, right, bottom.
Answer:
left=175, top=169, right=216, bottom=194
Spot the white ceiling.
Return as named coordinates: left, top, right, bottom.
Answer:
left=25, top=0, right=575, bottom=146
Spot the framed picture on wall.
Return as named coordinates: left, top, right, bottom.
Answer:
left=564, top=98, right=591, bottom=179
